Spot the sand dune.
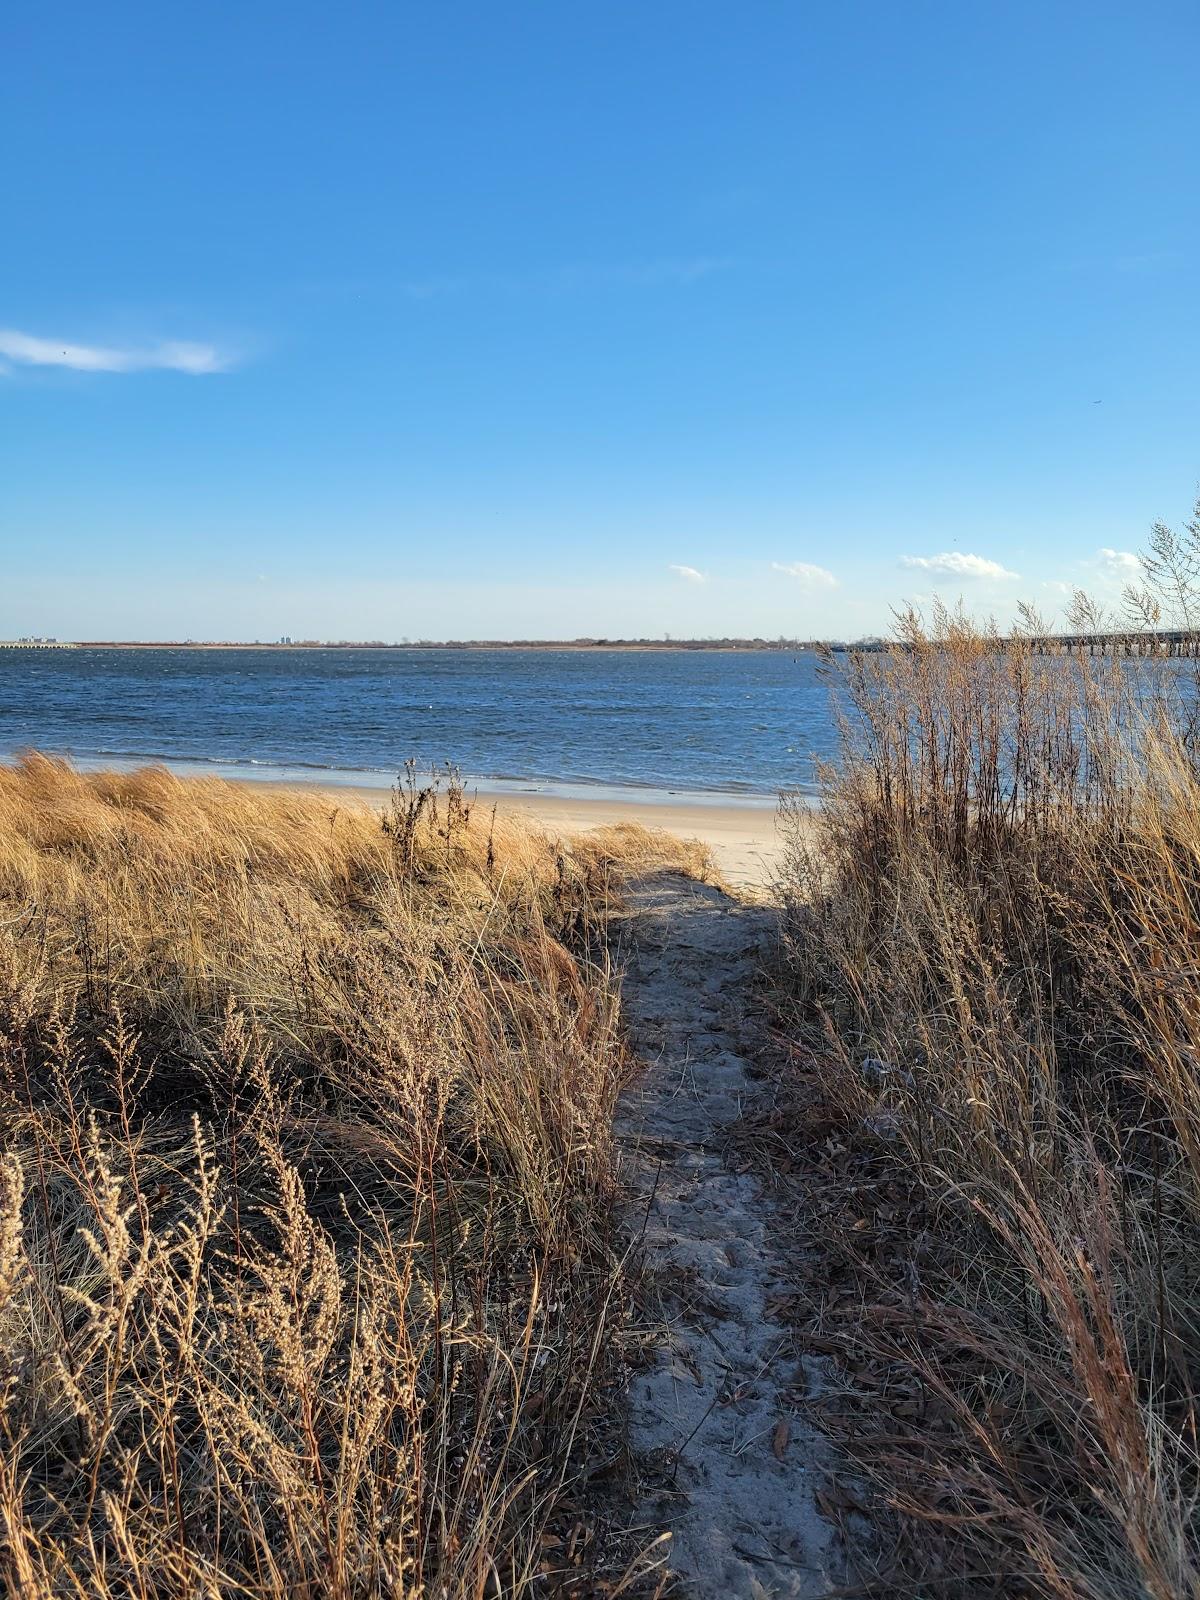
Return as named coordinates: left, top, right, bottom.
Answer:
left=259, top=778, right=791, bottom=887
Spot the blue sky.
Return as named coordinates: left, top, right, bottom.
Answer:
left=2, top=1, right=1197, bottom=640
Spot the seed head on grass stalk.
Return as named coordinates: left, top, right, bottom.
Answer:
left=0, top=754, right=702, bottom=1596
left=774, top=593, right=1200, bottom=1597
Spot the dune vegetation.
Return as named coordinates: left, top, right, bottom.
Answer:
left=14, top=540, right=1200, bottom=1599
left=773, top=602, right=1200, bottom=1597
left=0, top=755, right=706, bottom=1598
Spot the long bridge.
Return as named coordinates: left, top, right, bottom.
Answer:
left=0, top=639, right=76, bottom=650
left=1027, top=629, right=1200, bottom=657
left=832, top=630, right=1200, bottom=657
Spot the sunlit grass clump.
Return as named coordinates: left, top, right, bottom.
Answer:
left=776, top=608, right=1200, bottom=1597
left=0, top=755, right=700, bottom=1598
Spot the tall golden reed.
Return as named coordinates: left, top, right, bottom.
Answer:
left=776, top=606, right=1200, bottom=1596
left=0, top=755, right=701, bottom=1598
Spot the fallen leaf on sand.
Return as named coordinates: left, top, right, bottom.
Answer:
left=772, top=1419, right=790, bottom=1459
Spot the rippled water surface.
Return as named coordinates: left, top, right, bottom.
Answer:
left=0, top=647, right=838, bottom=798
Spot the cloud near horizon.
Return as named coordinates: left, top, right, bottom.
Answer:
left=1096, top=547, right=1141, bottom=576
left=902, top=551, right=1020, bottom=580
left=668, top=564, right=708, bottom=584
left=0, top=328, right=231, bottom=375
left=771, top=560, right=838, bottom=588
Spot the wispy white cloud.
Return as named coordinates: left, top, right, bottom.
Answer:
left=771, top=560, right=838, bottom=589
left=0, top=328, right=232, bottom=375
left=668, top=564, right=708, bottom=585
left=1096, top=547, right=1141, bottom=577
left=1040, top=551, right=1143, bottom=601
left=902, top=552, right=1020, bottom=581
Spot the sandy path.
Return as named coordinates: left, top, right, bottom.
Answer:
left=613, top=874, right=839, bottom=1596
left=493, top=793, right=785, bottom=890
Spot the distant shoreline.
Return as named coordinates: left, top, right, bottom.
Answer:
left=8, top=638, right=836, bottom=654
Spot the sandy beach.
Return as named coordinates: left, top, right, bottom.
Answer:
left=260, top=778, right=790, bottom=887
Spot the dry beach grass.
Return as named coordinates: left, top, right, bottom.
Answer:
left=0, top=755, right=707, bottom=1598
left=771, top=611, right=1200, bottom=1596
left=12, top=597, right=1200, bottom=1599
left=259, top=782, right=786, bottom=894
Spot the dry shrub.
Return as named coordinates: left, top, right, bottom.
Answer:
left=773, top=611, right=1200, bottom=1597
left=0, top=755, right=698, bottom=1598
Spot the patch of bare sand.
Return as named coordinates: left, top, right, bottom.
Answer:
left=612, top=873, right=848, bottom=1597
